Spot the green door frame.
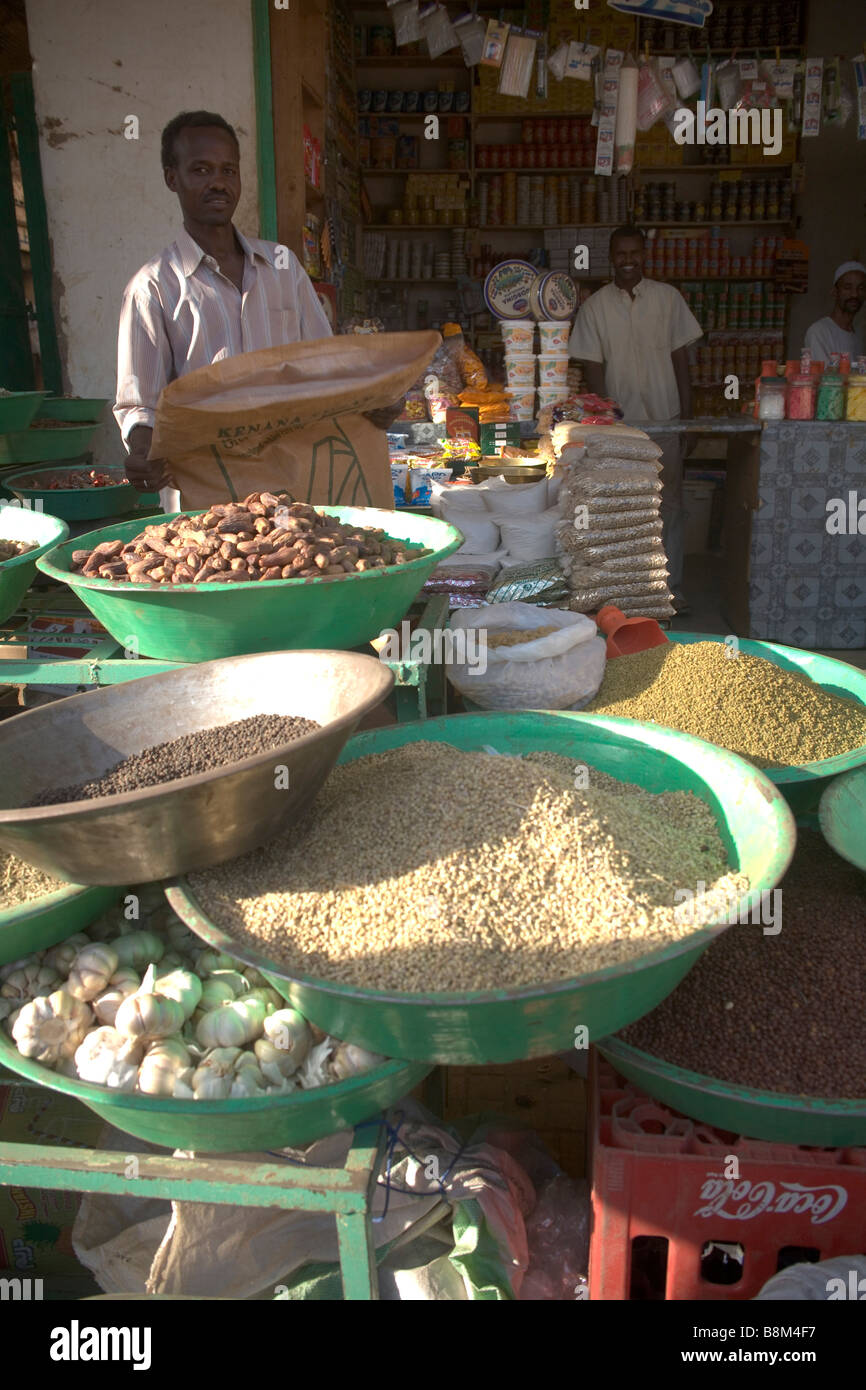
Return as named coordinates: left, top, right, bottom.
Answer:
left=250, top=0, right=279, bottom=241
left=0, top=85, right=34, bottom=388
left=9, top=72, right=62, bottom=396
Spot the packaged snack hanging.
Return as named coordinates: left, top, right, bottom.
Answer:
left=442, top=321, right=489, bottom=389
left=815, top=354, right=845, bottom=421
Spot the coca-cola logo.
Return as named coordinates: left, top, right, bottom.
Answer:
left=695, top=1177, right=847, bottom=1225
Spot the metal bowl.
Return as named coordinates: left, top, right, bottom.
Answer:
left=0, top=650, right=394, bottom=885
left=165, top=711, right=796, bottom=1066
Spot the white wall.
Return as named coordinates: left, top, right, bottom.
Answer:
left=25, top=0, right=259, bottom=466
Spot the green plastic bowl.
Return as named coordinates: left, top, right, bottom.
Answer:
left=818, top=765, right=866, bottom=874
left=2, top=464, right=140, bottom=521
left=0, top=505, right=69, bottom=625
left=165, top=710, right=797, bottom=1066
left=0, top=916, right=430, bottom=1151
left=654, top=634, right=866, bottom=817
left=35, top=397, right=109, bottom=424
left=0, top=423, right=99, bottom=465
left=0, top=884, right=118, bottom=966
left=596, top=1036, right=866, bottom=1148
left=0, top=391, right=48, bottom=432
left=36, top=507, right=463, bottom=662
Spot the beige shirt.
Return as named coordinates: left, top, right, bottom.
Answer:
left=569, top=278, right=702, bottom=422
left=114, top=227, right=332, bottom=443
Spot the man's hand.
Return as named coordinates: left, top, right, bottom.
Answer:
left=126, top=425, right=175, bottom=491
left=363, top=398, right=406, bottom=432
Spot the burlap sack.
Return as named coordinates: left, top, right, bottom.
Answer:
left=150, top=330, right=440, bottom=511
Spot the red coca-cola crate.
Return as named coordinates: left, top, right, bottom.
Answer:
left=588, top=1054, right=866, bottom=1301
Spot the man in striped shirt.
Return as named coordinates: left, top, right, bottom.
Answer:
left=115, top=110, right=400, bottom=493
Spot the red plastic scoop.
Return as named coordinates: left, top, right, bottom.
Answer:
left=596, top=605, right=670, bottom=659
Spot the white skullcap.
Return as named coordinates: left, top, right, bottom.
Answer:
left=834, top=261, right=866, bottom=284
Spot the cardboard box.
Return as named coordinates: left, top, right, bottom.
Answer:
left=480, top=423, right=521, bottom=456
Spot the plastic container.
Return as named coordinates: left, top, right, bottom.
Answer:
left=505, top=387, right=536, bottom=421
left=816, top=358, right=845, bottom=421
left=0, top=423, right=99, bottom=466
left=538, top=320, right=571, bottom=352
left=537, top=385, right=569, bottom=410
left=786, top=372, right=815, bottom=420
left=818, top=764, right=866, bottom=874
left=504, top=354, right=537, bottom=388
left=35, top=397, right=109, bottom=424
left=0, top=884, right=117, bottom=968
left=667, top=633, right=866, bottom=815
left=537, top=353, right=569, bottom=387
left=757, top=376, right=786, bottom=420
left=0, top=913, right=431, bottom=1151
left=2, top=464, right=140, bottom=522
left=35, top=507, right=462, bottom=663
left=845, top=370, right=866, bottom=421
left=0, top=391, right=48, bottom=433
left=0, top=506, right=69, bottom=625
left=165, top=709, right=796, bottom=1067
left=500, top=320, right=535, bottom=351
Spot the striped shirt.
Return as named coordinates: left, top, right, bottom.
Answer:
left=114, top=226, right=332, bottom=443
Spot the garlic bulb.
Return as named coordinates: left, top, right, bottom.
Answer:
left=92, top=968, right=140, bottom=1026
left=254, top=1038, right=302, bottom=1085
left=0, top=999, right=18, bottom=1025
left=330, top=1043, right=384, bottom=1081
left=12, top=990, right=93, bottom=1065
left=206, top=969, right=248, bottom=998
left=111, top=932, right=165, bottom=971
left=194, top=950, right=239, bottom=977
left=67, top=944, right=119, bottom=1002
left=230, top=1063, right=268, bottom=1099
left=198, top=976, right=241, bottom=1010
left=195, top=997, right=267, bottom=1050
left=44, top=933, right=91, bottom=975
left=156, top=948, right=185, bottom=970
left=297, top=1038, right=334, bottom=1090
left=190, top=1047, right=242, bottom=1099
left=164, top=920, right=199, bottom=953
left=1, top=964, right=61, bottom=1003
left=73, top=1027, right=143, bottom=1090
left=242, top=968, right=268, bottom=988
left=153, top=968, right=202, bottom=1020
left=262, top=1009, right=311, bottom=1068
left=0, top=956, right=37, bottom=983
left=114, top=965, right=184, bottom=1041
left=138, top=1038, right=192, bottom=1096
left=245, top=986, right=282, bottom=1012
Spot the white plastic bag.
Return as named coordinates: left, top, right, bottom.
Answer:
left=453, top=513, right=501, bottom=554
left=481, top=474, right=549, bottom=517
left=432, top=481, right=490, bottom=516
left=447, top=603, right=606, bottom=711
left=495, top=507, right=559, bottom=563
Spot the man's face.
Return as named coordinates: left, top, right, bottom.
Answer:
left=834, top=271, right=866, bottom=318
left=611, top=235, right=645, bottom=289
left=164, top=127, right=241, bottom=226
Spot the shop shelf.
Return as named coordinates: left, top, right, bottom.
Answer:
left=166, top=709, right=796, bottom=1067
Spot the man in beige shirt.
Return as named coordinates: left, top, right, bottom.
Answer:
left=569, top=225, right=702, bottom=612
left=115, top=110, right=400, bottom=497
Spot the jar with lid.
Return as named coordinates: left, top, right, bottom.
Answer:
left=758, top=377, right=787, bottom=421
left=787, top=373, right=815, bottom=420
left=845, top=370, right=866, bottom=421
left=816, top=356, right=845, bottom=421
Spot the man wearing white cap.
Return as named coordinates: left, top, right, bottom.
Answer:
left=803, top=262, right=866, bottom=364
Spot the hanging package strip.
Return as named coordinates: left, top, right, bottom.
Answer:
left=419, top=2, right=458, bottom=60
left=615, top=56, right=639, bottom=173
left=856, top=57, right=866, bottom=141
left=453, top=11, right=487, bottom=67
left=387, top=0, right=421, bottom=48
left=498, top=30, right=539, bottom=100
left=801, top=57, right=824, bottom=138
left=605, top=0, right=713, bottom=26
left=595, top=49, right=625, bottom=178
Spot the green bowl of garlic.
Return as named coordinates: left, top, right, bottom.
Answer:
left=0, top=908, right=430, bottom=1152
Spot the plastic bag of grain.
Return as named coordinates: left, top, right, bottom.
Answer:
left=579, top=425, right=663, bottom=462
left=447, top=603, right=606, bottom=711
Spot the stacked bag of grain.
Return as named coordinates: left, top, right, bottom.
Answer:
left=555, top=425, right=674, bottom=619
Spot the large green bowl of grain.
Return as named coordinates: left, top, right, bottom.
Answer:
left=596, top=1037, right=866, bottom=1147
left=0, top=505, right=69, bottom=625
left=667, top=634, right=866, bottom=816
left=818, top=765, right=866, bottom=874
left=164, top=711, right=796, bottom=1066
left=0, top=882, right=118, bottom=966
left=35, top=507, right=463, bottom=662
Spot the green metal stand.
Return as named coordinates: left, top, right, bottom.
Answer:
left=0, top=590, right=452, bottom=721
left=0, top=1103, right=385, bottom=1300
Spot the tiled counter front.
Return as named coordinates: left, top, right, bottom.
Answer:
left=750, top=422, right=866, bottom=649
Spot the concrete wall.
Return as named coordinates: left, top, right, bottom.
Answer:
left=788, top=4, right=866, bottom=354
left=25, top=0, right=259, bottom=465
